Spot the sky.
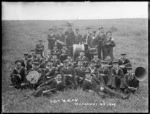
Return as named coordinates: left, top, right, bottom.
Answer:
left=2, top=2, right=148, bottom=20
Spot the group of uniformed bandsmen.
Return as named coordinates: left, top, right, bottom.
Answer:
left=10, top=24, right=140, bottom=99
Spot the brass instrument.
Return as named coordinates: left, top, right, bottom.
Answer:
left=135, top=67, right=147, bottom=81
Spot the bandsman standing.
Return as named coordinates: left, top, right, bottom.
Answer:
left=93, top=27, right=106, bottom=60
left=83, top=27, right=93, bottom=47
left=35, top=40, right=44, bottom=56
left=47, top=28, right=57, bottom=50
left=102, top=31, right=115, bottom=60
left=75, top=28, right=83, bottom=44
left=65, top=24, right=75, bottom=56
left=56, top=28, right=66, bottom=50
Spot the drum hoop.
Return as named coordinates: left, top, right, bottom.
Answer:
left=26, top=71, right=41, bottom=84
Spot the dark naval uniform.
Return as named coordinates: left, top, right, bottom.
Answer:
left=10, top=66, right=26, bottom=88
left=74, top=66, right=86, bottom=88
left=93, top=33, right=106, bottom=59
left=75, top=33, right=83, bottom=44
left=102, top=38, right=115, bottom=60
left=56, top=33, right=66, bottom=50
left=60, top=66, right=75, bottom=89
left=35, top=43, right=44, bottom=56
left=120, top=70, right=139, bottom=93
left=47, top=33, right=57, bottom=50
left=76, top=55, right=89, bottom=68
left=33, top=74, right=65, bottom=97
left=118, top=57, right=132, bottom=74
left=65, top=30, right=75, bottom=55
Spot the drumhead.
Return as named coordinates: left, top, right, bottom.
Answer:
left=26, top=71, right=41, bottom=84
left=73, top=44, right=85, bottom=59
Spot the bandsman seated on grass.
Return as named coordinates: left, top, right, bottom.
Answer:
left=26, top=61, right=45, bottom=89
left=51, top=45, right=61, bottom=58
left=59, top=44, right=69, bottom=62
left=99, top=61, right=112, bottom=85
left=28, top=49, right=36, bottom=61
left=51, top=53, right=62, bottom=69
left=74, top=60, right=86, bottom=89
left=60, top=60, right=75, bottom=89
left=82, top=68, right=130, bottom=99
left=119, top=67, right=139, bottom=94
left=10, top=60, right=26, bottom=89
left=65, top=53, right=75, bottom=68
left=35, top=40, right=44, bottom=56
left=88, top=60, right=105, bottom=85
left=106, top=61, right=121, bottom=91
left=76, top=50, right=89, bottom=68
left=91, top=52, right=101, bottom=68
left=39, top=58, right=47, bottom=71
left=44, top=60, right=57, bottom=79
left=118, top=53, right=132, bottom=75
left=33, top=72, right=65, bottom=97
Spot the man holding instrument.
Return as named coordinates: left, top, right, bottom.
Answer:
left=56, top=28, right=66, bottom=50
left=118, top=53, right=132, bottom=74
left=47, top=28, right=57, bottom=50
left=75, top=28, right=83, bottom=44
left=82, top=68, right=130, bottom=99
left=33, top=72, right=65, bottom=97
left=65, top=23, right=75, bottom=56
left=60, top=60, right=75, bottom=89
left=74, top=60, right=86, bottom=88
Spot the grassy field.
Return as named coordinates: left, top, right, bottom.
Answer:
left=2, top=19, right=148, bottom=112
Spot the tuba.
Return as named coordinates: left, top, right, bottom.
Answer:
left=135, top=67, right=147, bottom=81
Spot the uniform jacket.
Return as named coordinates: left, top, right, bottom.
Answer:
left=75, top=33, right=83, bottom=44
left=56, top=33, right=66, bottom=49
left=47, top=34, right=57, bottom=49
left=35, top=44, right=44, bottom=54
left=83, top=33, right=93, bottom=47
left=51, top=59, right=61, bottom=67
left=76, top=56, right=89, bottom=63
left=11, top=67, right=26, bottom=82
left=102, top=38, right=115, bottom=49
left=65, top=30, right=75, bottom=48
left=93, top=33, right=106, bottom=47
left=45, top=67, right=57, bottom=77
left=118, top=58, right=131, bottom=67
left=74, top=66, right=86, bottom=78
left=60, top=66, right=74, bottom=77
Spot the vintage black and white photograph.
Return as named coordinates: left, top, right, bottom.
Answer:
left=2, top=2, right=148, bottom=113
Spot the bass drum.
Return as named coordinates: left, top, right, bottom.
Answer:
left=73, top=44, right=85, bottom=60
left=26, top=71, right=41, bottom=84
